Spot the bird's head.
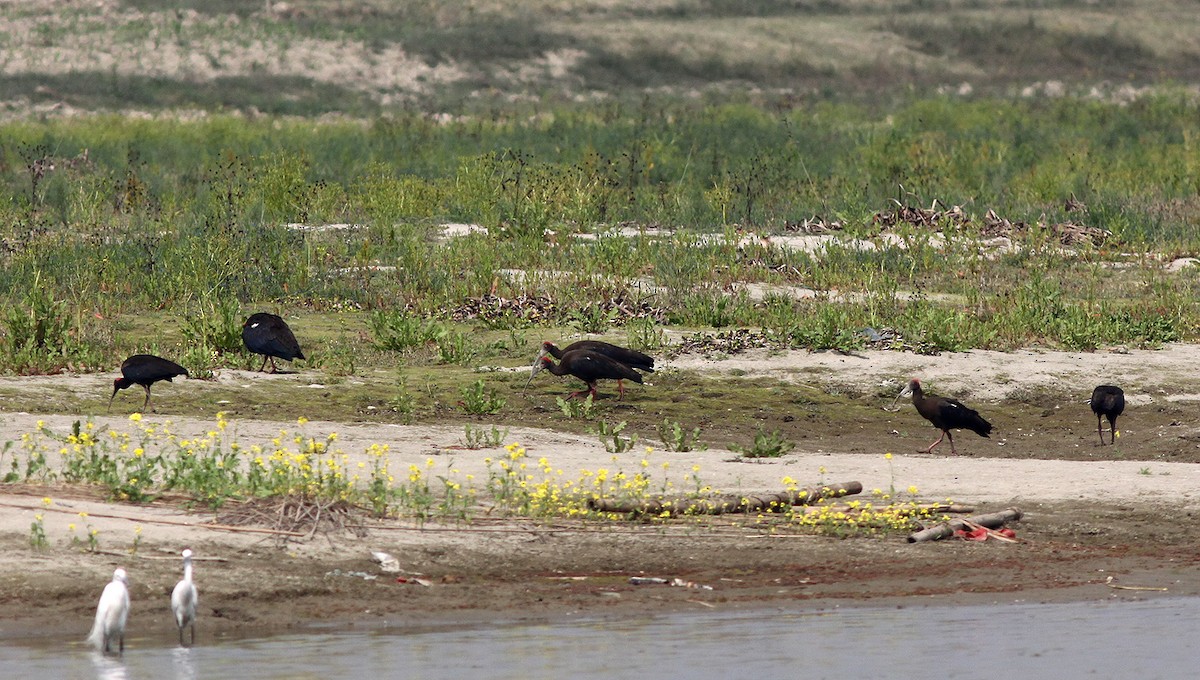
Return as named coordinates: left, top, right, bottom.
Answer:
left=541, top=341, right=557, bottom=352
left=182, top=548, right=193, bottom=560
left=112, top=377, right=131, bottom=392
left=113, top=568, right=128, bottom=584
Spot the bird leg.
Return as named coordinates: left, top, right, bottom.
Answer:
left=922, top=430, right=946, bottom=454
left=1097, top=415, right=1105, bottom=445
left=257, top=355, right=269, bottom=372
left=269, top=356, right=280, bottom=374
left=616, top=379, right=626, bottom=400
left=142, top=385, right=154, bottom=413
left=190, top=621, right=195, bottom=646
left=946, top=429, right=958, bottom=456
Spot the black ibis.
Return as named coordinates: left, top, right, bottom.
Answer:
left=1089, top=385, right=1125, bottom=445
left=242, top=312, right=305, bottom=373
left=540, top=340, right=655, bottom=373
left=530, top=349, right=643, bottom=400
left=894, top=378, right=993, bottom=455
left=109, top=354, right=188, bottom=412
left=533, top=340, right=654, bottom=394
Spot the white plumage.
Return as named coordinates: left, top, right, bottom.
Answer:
left=171, top=548, right=198, bottom=646
left=88, top=568, right=130, bottom=655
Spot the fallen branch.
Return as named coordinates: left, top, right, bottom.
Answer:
left=587, top=481, right=863, bottom=517
left=907, top=507, right=1023, bottom=543
left=800, top=502, right=973, bottom=516
left=1105, top=576, right=1168, bottom=592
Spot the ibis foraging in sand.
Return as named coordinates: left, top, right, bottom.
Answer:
left=894, top=378, right=993, bottom=455
left=87, top=568, right=130, bottom=655
left=529, top=349, right=643, bottom=401
left=242, top=312, right=305, bottom=373
left=109, top=354, right=188, bottom=413
left=1089, top=385, right=1125, bottom=445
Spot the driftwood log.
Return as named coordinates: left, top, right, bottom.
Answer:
left=906, top=507, right=1023, bottom=543
left=800, top=502, right=974, bottom=516
left=587, top=481, right=862, bottom=517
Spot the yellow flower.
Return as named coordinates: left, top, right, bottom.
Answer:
left=884, top=452, right=893, bottom=460
left=129, top=413, right=143, bottom=422
left=78, top=511, right=88, bottom=519
left=68, top=523, right=76, bottom=531
left=134, top=525, right=142, bottom=535
left=297, top=416, right=309, bottom=426
left=41, top=497, right=52, bottom=507
left=907, top=485, right=919, bottom=495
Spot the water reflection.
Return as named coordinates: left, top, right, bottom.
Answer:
left=171, top=646, right=196, bottom=680
left=88, top=650, right=127, bottom=680
left=2, top=597, right=1197, bottom=680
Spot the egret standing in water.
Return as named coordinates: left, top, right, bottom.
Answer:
left=171, top=549, right=198, bottom=646
left=88, top=568, right=130, bottom=655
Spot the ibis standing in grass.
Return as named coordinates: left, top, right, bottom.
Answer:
left=109, top=354, right=188, bottom=413
left=529, top=349, right=644, bottom=401
left=894, top=378, right=993, bottom=455
left=539, top=340, right=655, bottom=374
left=171, top=549, right=198, bottom=647
left=1089, top=385, right=1125, bottom=445
left=242, top=312, right=305, bottom=373
left=88, top=568, right=130, bottom=656
left=536, top=340, right=655, bottom=396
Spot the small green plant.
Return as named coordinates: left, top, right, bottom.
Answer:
left=180, top=297, right=244, bottom=357
left=567, top=302, right=616, bottom=334
left=370, top=310, right=441, bottom=352
left=458, top=379, right=506, bottom=415
left=1139, top=466, right=1151, bottom=475
left=29, top=512, right=47, bottom=550
left=129, top=525, right=142, bottom=555
left=732, top=427, right=795, bottom=458
left=86, top=523, right=100, bottom=552
left=591, top=420, right=638, bottom=453
left=556, top=395, right=595, bottom=419
left=657, top=418, right=706, bottom=452
left=626, top=317, right=667, bottom=352
left=461, top=424, right=509, bottom=449
left=436, top=329, right=477, bottom=365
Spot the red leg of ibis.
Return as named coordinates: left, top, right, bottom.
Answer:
left=922, top=430, right=946, bottom=454
left=142, top=386, right=153, bottom=413
left=257, top=355, right=269, bottom=372
left=616, top=379, right=626, bottom=401
left=946, top=429, right=958, bottom=456
left=1097, top=416, right=1106, bottom=445
left=268, top=357, right=280, bottom=374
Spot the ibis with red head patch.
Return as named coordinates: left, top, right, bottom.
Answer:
left=894, top=378, right=993, bottom=455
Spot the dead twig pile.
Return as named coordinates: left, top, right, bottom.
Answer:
left=216, top=496, right=370, bottom=542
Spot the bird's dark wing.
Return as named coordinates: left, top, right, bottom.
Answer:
left=243, top=315, right=305, bottom=360
left=564, top=341, right=654, bottom=372
left=121, top=354, right=188, bottom=382
left=941, top=398, right=993, bottom=437
left=566, top=351, right=644, bottom=384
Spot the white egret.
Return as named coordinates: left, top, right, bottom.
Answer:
left=171, top=549, right=198, bottom=646
left=88, top=568, right=130, bottom=655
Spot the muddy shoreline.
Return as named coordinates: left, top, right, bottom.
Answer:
left=2, top=496, right=1198, bottom=645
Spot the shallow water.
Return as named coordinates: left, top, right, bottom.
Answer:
left=2, top=596, right=1194, bottom=679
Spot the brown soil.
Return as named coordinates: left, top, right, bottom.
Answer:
left=3, top=345, right=1200, bottom=643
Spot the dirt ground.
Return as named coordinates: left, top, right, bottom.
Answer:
left=3, top=344, right=1200, bottom=644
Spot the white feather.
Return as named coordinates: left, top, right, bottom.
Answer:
left=88, top=568, right=130, bottom=653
